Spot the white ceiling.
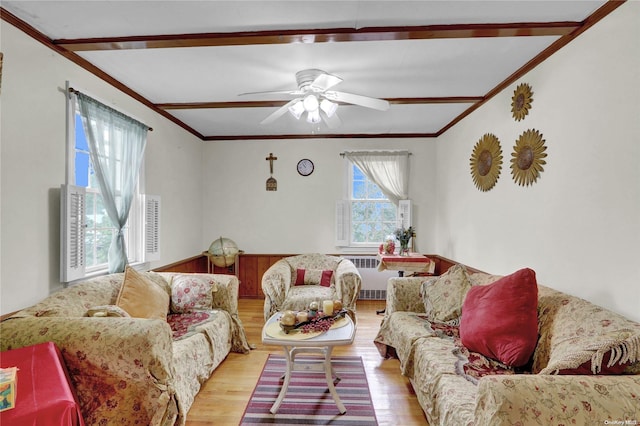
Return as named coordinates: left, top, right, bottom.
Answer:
left=1, top=1, right=612, bottom=140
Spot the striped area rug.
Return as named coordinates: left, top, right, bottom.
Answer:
left=240, top=354, right=378, bottom=425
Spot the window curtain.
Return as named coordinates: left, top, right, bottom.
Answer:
left=76, top=93, right=148, bottom=273
left=343, top=150, right=410, bottom=205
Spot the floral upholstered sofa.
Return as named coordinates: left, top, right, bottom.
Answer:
left=0, top=268, right=250, bottom=426
left=374, top=264, right=640, bottom=425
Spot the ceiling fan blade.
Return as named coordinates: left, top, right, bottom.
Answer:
left=309, top=72, right=343, bottom=92
left=325, top=91, right=390, bottom=111
left=320, top=110, right=342, bottom=129
left=260, top=99, right=299, bottom=125
left=239, top=89, right=304, bottom=97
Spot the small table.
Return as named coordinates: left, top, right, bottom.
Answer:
left=262, top=312, right=356, bottom=414
left=377, top=252, right=434, bottom=277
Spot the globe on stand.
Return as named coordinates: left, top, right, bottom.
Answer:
left=208, top=237, right=240, bottom=268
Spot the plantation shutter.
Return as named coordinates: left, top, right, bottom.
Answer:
left=61, top=184, right=86, bottom=282
left=397, top=199, right=412, bottom=229
left=144, top=195, right=161, bottom=261
left=335, top=200, right=350, bottom=247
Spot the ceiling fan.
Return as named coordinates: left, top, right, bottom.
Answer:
left=240, top=69, right=390, bottom=128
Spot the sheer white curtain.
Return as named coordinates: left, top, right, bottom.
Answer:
left=76, top=92, right=148, bottom=273
left=343, top=150, right=410, bottom=205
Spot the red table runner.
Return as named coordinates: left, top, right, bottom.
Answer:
left=0, top=342, right=85, bottom=426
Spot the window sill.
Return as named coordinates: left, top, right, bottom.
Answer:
left=338, top=247, right=380, bottom=255
left=65, top=261, right=150, bottom=286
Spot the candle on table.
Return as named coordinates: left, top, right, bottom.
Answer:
left=296, top=311, right=308, bottom=323
left=322, top=300, right=334, bottom=316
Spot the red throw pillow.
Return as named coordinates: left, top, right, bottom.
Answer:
left=459, top=268, right=539, bottom=367
left=294, top=268, right=333, bottom=287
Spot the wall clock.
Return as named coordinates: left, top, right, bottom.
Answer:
left=297, top=159, right=314, bottom=176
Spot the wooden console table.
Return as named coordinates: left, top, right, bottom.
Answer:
left=377, top=253, right=435, bottom=277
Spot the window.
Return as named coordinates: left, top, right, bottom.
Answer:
left=350, top=165, right=397, bottom=245
left=335, top=164, right=411, bottom=248
left=73, top=112, right=137, bottom=271
left=62, top=89, right=159, bottom=282
left=336, top=151, right=411, bottom=248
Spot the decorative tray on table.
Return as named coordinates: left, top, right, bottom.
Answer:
left=279, top=309, right=348, bottom=334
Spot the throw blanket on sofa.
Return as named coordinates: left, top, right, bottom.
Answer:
left=416, top=316, right=521, bottom=385
left=168, top=310, right=219, bottom=341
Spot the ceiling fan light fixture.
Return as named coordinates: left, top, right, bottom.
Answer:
left=288, top=100, right=305, bottom=120
left=306, top=109, right=321, bottom=124
left=303, top=94, right=319, bottom=112
left=249, top=69, right=386, bottom=129
left=320, top=99, right=338, bottom=117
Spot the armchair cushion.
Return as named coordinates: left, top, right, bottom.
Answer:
left=116, top=267, right=170, bottom=320
left=294, top=268, right=334, bottom=287
left=282, top=285, right=337, bottom=312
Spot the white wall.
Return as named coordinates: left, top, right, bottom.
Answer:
left=2, top=3, right=638, bottom=322
left=435, top=2, right=640, bottom=322
left=0, top=22, right=204, bottom=315
left=201, top=138, right=437, bottom=254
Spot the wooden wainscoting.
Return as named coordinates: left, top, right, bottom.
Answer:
left=425, top=254, right=486, bottom=275
left=153, top=254, right=209, bottom=274
left=154, top=253, right=482, bottom=298
left=154, top=253, right=290, bottom=298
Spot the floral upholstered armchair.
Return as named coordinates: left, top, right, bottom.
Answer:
left=261, top=253, right=362, bottom=321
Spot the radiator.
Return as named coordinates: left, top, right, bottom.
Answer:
left=345, top=255, right=397, bottom=300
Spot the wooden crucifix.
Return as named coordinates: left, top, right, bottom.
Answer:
left=265, top=153, right=278, bottom=191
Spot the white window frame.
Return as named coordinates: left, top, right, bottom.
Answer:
left=336, top=162, right=411, bottom=249
left=61, top=84, right=158, bottom=281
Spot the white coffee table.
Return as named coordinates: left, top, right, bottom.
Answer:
left=261, top=312, right=356, bottom=414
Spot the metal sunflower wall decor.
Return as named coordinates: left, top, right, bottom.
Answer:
left=511, top=83, right=533, bottom=121
left=470, top=133, right=503, bottom=192
left=510, top=129, right=547, bottom=186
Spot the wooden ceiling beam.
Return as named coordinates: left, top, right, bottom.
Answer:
left=156, top=97, right=484, bottom=110
left=203, top=132, right=439, bottom=141
left=55, top=22, right=580, bottom=51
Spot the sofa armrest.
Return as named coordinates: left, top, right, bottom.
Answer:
left=475, top=374, right=640, bottom=425
left=0, top=316, right=177, bottom=425
left=209, top=274, right=250, bottom=353
left=385, top=277, right=427, bottom=316
left=209, top=274, right=240, bottom=314
left=335, top=259, right=362, bottom=312
left=261, top=260, right=293, bottom=320
left=158, top=272, right=250, bottom=353
left=157, top=272, right=239, bottom=314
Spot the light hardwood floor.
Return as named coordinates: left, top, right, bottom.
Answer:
left=184, top=299, right=428, bottom=425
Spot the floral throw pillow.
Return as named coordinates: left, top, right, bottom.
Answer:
left=171, top=275, right=219, bottom=313
left=421, top=264, right=472, bottom=323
